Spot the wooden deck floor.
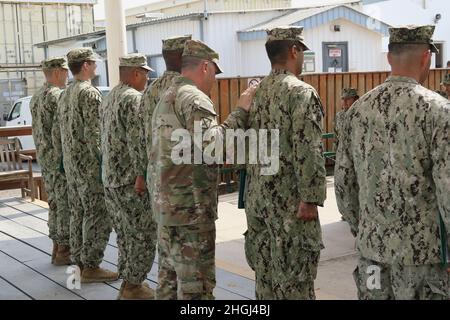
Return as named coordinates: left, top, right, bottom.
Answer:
left=0, top=197, right=255, bottom=300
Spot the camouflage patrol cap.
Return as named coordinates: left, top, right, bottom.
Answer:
left=441, top=73, right=450, bottom=85
left=41, top=56, right=69, bottom=71
left=119, top=53, right=153, bottom=71
left=67, top=47, right=102, bottom=64
left=266, top=26, right=310, bottom=51
left=183, top=40, right=223, bottom=74
left=389, top=25, right=439, bottom=53
left=341, top=88, right=359, bottom=99
left=162, top=35, right=192, bottom=51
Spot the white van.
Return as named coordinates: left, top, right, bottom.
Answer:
left=3, top=86, right=110, bottom=150
left=4, top=96, right=35, bottom=150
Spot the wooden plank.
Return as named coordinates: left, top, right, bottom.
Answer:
left=0, top=249, right=82, bottom=300
left=0, top=230, right=116, bottom=300
left=326, top=75, right=335, bottom=148
left=219, top=80, right=230, bottom=123
left=0, top=126, right=32, bottom=138
left=302, top=75, right=312, bottom=86
left=239, top=78, right=249, bottom=97
left=229, top=79, right=239, bottom=111
left=318, top=74, right=328, bottom=111
left=335, top=74, right=343, bottom=114
left=0, top=199, right=254, bottom=300
left=350, top=73, right=358, bottom=89
left=0, top=276, right=32, bottom=300
left=424, top=73, right=430, bottom=89
left=365, top=73, right=373, bottom=92
left=379, top=72, right=388, bottom=84
left=358, top=73, right=366, bottom=97
left=435, top=70, right=444, bottom=90
left=0, top=146, right=6, bottom=172
left=210, top=80, right=219, bottom=111
left=343, top=73, right=351, bottom=89
left=429, top=70, right=435, bottom=90
left=435, top=70, right=442, bottom=90
left=310, top=74, right=319, bottom=92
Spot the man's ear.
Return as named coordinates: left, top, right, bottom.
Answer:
left=422, top=50, right=431, bottom=67
left=203, top=61, right=209, bottom=73
left=290, top=45, right=298, bottom=59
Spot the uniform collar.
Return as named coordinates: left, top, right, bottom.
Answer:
left=270, top=69, right=296, bottom=77
left=164, top=70, right=180, bottom=76
left=386, top=75, right=419, bottom=85
left=175, top=76, right=196, bottom=86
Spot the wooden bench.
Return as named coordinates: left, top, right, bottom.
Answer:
left=0, top=138, right=36, bottom=201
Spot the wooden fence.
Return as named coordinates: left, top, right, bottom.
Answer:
left=211, top=69, right=450, bottom=152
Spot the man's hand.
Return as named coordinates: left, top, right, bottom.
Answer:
left=134, top=175, right=146, bottom=196
left=297, top=202, right=319, bottom=221
left=237, top=83, right=259, bottom=112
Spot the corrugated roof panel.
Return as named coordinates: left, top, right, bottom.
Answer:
left=240, top=4, right=392, bottom=39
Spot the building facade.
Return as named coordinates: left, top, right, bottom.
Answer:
left=0, top=0, right=96, bottom=122
left=38, top=2, right=395, bottom=86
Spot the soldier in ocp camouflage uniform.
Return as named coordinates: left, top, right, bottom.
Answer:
left=335, top=25, right=450, bottom=300
left=30, top=57, right=71, bottom=266
left=334, top=88, right=359, bottom=148
left=58, top=48, right=117, bottom=283
left=100, top=54, right=157, bottom=300
left=149, top=40, right=257, bottom=300
left=245, top=26, right=326, bottom=300
left=135, top=35, right=191, bottom=198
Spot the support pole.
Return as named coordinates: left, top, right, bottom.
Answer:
left=104, top=0, right=127, bottom=86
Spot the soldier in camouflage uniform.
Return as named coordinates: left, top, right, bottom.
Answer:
left=100, top=54, right=157, bottom=300
left=57, top=48, right=117, bottom=283
left=135, top=35, right=191, bottom=198
left=30, top=57, right=71, bottom=266
left=335, top=25, right=450, bottom=300
left=441, top=74, right=450, bottom=99
left=244, top=27, right=326, bottom=300
left=149, top=40, right=257, bottom=300
left=334, top=88, right=359, bottom=148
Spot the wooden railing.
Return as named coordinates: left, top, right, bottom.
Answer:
left=0, top=125, right=36, bottom=159
left=0, top=125, right=46, bottom=200
left=211, top=69, right=450, bottom=152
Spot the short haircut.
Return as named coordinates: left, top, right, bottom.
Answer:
left=163, top=49, right=184, bottom=71
left=68, top=60, right=94, bottom=76
left=265, top=40, right=301, bottom=65
left=119, top=66, right=136, bottom=79
left=43, top=68, right=55, bottom=77
left=181, top=56, right=205, bottom=71
left=162, top=49, right=183, bottom=62
left=388, top=43, right=429, bottom=56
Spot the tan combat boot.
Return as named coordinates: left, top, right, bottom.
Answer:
left=119, top=281, right=155, bottom=300
left=81, top=267, right=119, bottom=283
left=53, top=245, right=72, bottom=266
left=51, top=241, right=58, bottom=264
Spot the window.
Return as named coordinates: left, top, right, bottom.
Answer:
left=8, top=102, right=22, bottom=121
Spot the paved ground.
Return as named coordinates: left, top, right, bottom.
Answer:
left=0, top=176, right=358, bottom=300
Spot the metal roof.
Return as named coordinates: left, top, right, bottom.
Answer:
left=34, top=12, right=202, bottom=47
left=238, top=4, right=392, bottom=41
